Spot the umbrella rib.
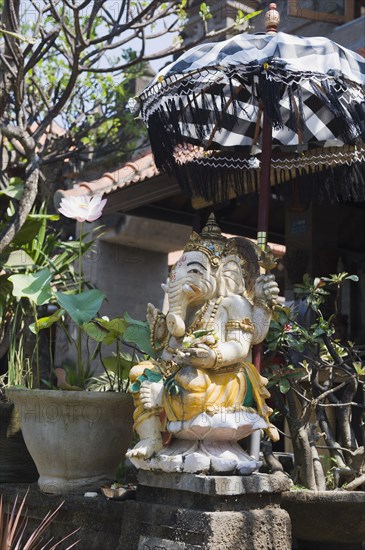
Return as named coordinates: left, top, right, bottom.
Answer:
left=252, top=107, right=263, bottom=147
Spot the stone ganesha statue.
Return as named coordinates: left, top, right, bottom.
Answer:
left=126, top=214, right=279, bottom=474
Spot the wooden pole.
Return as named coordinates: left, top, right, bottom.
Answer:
left=253, top=110, right=273, bottom=373
left=252, top=0, right=280, bottom=374
left=256, top=110, right=273, bottom=251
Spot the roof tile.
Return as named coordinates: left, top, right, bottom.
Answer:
left=58, top=151, right=159, bottom=198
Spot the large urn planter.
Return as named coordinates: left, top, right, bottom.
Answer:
left=0, top=398, right=39, bottom=483
left=282, top=490, right=365, bottom=548
left=7, top=388, right=134, bottom=495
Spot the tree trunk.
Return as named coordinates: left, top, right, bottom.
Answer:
left=286, top=390, right=317, bottom=490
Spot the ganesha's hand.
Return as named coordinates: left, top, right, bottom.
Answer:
left=182, top=344, right=217, bottom=369
left=254, top=274, right=279, bottom=307
left=147, top=303, right=167, bottom=341
left=146, top=303, right=159, bottom=329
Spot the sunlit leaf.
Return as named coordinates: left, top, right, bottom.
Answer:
left=9, top=268, right=53, bottom=305
left=3, top=250, right=34, bottom=268
left=55, top=289, right=105, bottom=325
left=0, top=183, right=24, bottom=200
left=30, top=309, right=65, bottom=334
left=279, top=378, right=291, bottom=394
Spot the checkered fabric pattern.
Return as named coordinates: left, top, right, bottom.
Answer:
left=137, top=31, right=365, bottom=203
left=141, top=31, right=365, bottom=151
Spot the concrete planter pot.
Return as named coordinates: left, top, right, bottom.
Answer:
left=7, top=388, right=134, bottom=495
left=282, top=490, right=365, bottom=548
left=0, top=399, right=38, bottom=483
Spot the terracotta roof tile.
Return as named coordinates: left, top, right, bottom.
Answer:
left=58, top=152, right=159, bottom=198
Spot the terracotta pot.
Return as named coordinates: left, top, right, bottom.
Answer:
left=0, top=399, right=39, bottom=483
left=7, top=389, right=134, bottom=495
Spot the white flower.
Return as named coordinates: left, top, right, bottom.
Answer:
left=58, top=194, right=107, bottom=223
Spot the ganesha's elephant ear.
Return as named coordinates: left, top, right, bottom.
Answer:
left=230, top=237, right=260, bottom=301
left=219, top=256, right=245, bottom=296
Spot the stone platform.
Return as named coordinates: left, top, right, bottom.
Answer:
left=121, top=471, right=292, bottom=549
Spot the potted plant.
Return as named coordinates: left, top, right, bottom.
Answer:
left=6, top=194, right=151, bottom=495
left=0, top=199, right=79, bottom=483
left=264, top=272, right=365, bottom=546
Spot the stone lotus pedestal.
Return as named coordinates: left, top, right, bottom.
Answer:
left=120, top=471, right=292, bottom=550
left=129, top=410, right=267, bottom=475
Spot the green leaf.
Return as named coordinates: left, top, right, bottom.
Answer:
left=28, top=214, right=60, bottom=221
left=287, top=335, right=305, bottom=352
left=9, top=268, right=53, bottom=305
left=279, top=378, right=291, bottom=394
left=0, top=275, right=12, bottom=318
left=123, top=312, right=147, bottom=327
left=11, top=218, right=43, bottom=246
left=3, top=250, right=35, bottom=268
left=83, top=321, right=108, bottom=342
left=0, top=183, right=24, bottom=200
left=96, top=317, right=127, bottom=344
left=29, top=309, right=65, bottom=333
left=83, top=317, right=127, bottom=344
left=123, top=320, right=156, bottom=358
left=244, top=9, right=262, bottom=20
left=54, top=289, right=105, bottom=326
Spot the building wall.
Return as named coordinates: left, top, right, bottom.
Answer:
left=85, top=240, right=168, bottom=320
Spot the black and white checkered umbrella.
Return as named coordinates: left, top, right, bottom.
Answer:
left=135, top=30, right=365, bottom=206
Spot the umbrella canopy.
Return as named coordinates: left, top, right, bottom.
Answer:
left=135, top=30, right=365, bottom=204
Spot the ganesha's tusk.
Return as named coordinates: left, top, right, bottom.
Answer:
left=182, top=283, right=202, bottom=297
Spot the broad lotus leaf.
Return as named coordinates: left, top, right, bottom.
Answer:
left=123, top=312, right=147, bottom=327
left=3, top=250, right=35, bottom=268
left=9, top=268, right=53, bottom=305
left=83, top=318, right=127, bottom=344
left=96, top=317, right=128, bottom=344
left=82, top=321, right=108, bottom=342
left=29, top=309, right=65, bottom=334
left=55, top=289, right=105, bottom=325
left=123, top=319, right=157, bottom=358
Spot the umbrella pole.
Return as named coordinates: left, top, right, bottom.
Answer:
left=250, top=110, right=273, bottom=460
left=253, top=110, right=273, bottom=374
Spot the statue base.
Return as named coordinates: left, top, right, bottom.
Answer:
left=128, top=411, right=268, bottom=474
left=129, top=439, right=261, bottom=474
left=119, top=471, right=292, bottom=550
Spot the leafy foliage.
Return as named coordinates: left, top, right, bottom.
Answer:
left=265, top=273, right=365, bottom=491
left=0, top=491, right=79, bottom=549
left=0, top=203, right=85, bottom=388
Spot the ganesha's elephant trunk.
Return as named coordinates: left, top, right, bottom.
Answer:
left=165, top=282, right=201, bottom=338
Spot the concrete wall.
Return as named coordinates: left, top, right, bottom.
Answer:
left=83, top=240, right=168, bottom=321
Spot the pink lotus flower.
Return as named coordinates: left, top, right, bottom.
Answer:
left=58, top=194, right=107, bottom=222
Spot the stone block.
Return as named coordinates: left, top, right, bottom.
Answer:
left=138, top=470, right=291, bottom=496
left=118, top=472, right=292, bottom=549
left=121, top=500, right=291, bottom=550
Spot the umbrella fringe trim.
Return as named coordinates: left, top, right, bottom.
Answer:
left=170, top=162, right=365, bottom=205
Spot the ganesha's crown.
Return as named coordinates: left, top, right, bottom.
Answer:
left=184, top=213, right=241, bottom=268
